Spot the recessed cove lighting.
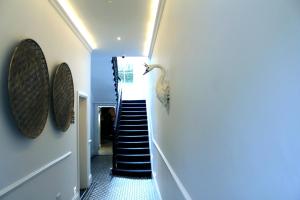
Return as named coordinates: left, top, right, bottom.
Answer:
left=143, top=0, right=160, bottom=56
left=117, top=37, right=121, bottom=41
left=56, top=0, right=97, bottom=50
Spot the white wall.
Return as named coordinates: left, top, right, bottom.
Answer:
left=91, top=53, right=115, bottom=104
left=0, top=0, right=91, bottom=199
left=90, top=53, right=116, bottom=156
left=148, top=0, right=300, bottom=199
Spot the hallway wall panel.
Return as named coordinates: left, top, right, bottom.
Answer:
left=147, top=0, right=300, bottom=199
left=0, top=0, right=91, bottom=199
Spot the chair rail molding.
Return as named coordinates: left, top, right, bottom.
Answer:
left=0, top=151, right=72, bottom=197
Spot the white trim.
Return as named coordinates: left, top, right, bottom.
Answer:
left=145, top=100, right=155, bottom=178
left=0, top=152, right=72, bottom=197
left=77, top=91, right=91, bottom=189
left=49, top=0, right=93, bottom=53
left=72, top=192, right=80, bottom=200
left=152, top=140, right=192, bottom=200
left=88, top=174, right=92, bottom=186
left=153, top=173, right=163, bottom=200
left=148, top=0, right=166, bottom=59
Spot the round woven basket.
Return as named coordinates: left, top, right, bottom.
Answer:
left=52, top=63, right=74, bottom=132
left=8, top=39, right=50, bottom=138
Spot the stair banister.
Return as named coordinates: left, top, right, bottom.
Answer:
left=112, top=88, right=122, bottom=171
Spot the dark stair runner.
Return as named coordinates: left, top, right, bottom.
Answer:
left=113, top=100, right=152, bottom=178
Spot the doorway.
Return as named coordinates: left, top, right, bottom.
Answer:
left=77, top=92, right=91, bottom=197
left=98, top=106, right=115, bottom=155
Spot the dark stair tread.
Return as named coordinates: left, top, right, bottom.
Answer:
left=119, top=120, right=148, bottom=125
left=122, top=100, right=146, bottom=103
left=118, top=135, right=148, bottom=137
left=122, top=107, right=146, bottom=109
left=117, top=161, right=151, bottom=164
left=117, top=147, right=149, bottom=150
left=117, top=154, right=150, bottom=157
left=114, top=169, right=151, bottom=173
left=121, top=102, right=146, bottom=105
left=121, top=110, right=147, bottom=113
left=120, top=119, right=147, bottom=122
left=121, top=115, right=147, bottom=117
left=120, top=124, right=148, bottom=126
left=112, top=169, right=152, bottom=177
left=114, top=169, right=150, bottom=173
left=118, top=141, right=149, bottom=144
left=114, top=99, right=151, bottom=178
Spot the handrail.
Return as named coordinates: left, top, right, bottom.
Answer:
left=112, top=88, right=122, bottom=171
left=111, top=56, right=123, bottom=173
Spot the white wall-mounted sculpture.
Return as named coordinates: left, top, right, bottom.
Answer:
left=143, top=63, right=170, bottom=112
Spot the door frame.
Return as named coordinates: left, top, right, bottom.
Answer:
left=95, top=104, right=116, bottom=154
left=77, top=91, right=91, bottom=191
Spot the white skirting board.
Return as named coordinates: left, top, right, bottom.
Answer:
left=0, top=151, right=72, bottom=197
left=153, top=172, right=163, bottom=200
left=152, top=139, right=192, bottom=200
left=71, top=192, right=80, bottom=200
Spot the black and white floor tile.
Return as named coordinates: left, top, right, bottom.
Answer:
left=82, top=156, right=159, bottom=200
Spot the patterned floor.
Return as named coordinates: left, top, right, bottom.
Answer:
left=83, top=156, right=159, bottom=200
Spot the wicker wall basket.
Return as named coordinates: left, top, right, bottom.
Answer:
left=8, top=39, right=50, bottom=138
left=52, top=63, right=74, bottom=132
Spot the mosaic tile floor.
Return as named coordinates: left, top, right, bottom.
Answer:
left=83, top=156, right=159, bottom=200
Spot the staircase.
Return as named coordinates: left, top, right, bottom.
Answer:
left=112, top=100, right=152, bottom=178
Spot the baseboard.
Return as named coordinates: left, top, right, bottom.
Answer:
left=0, top=151, right=72, bottom=197
left=153, top=172, right=163, bottom=200
left=88, top=174, right=92, bottom=187
left=152, top=140, right=192, bottom=200
left=71, top=192, right=80, bottom=200
left=146, top=99, right=191, bottom=199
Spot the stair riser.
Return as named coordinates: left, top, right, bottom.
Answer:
left=117, top=163, right=151, bottom=170
left=113, top=100, right=152, bottom=178
left=117, top=155, right=151, bottom=162
left=122, top=107, right=146, bottom=111
left=122, top=100, right=146, bottom=104
left=120, top=120, right=148, bottom=125
left=118, top=131, right=148, bottom=136
left=119, top=125, right=148, bottom=130
left=121, top=103, right=146, bottom=108
left=118, top=136, right=149, bottom=142
left=117, top=148, right=150, bottom=154
left=121, top=115, right=147, bottom=120
left=121, top=111, right=147, bottom=115
left=112, top=169, right=151, bottom=178
left=118, top=142, right=149, bottom=148
left=119, top=130, right=148, bottom=135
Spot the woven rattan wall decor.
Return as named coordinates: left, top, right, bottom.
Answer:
left=8, top=39, right=50, bottom=138
left=52, top=63, right=74, bottom=132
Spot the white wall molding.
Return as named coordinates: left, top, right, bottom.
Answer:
left=48, top=0, right=92, bottom=53
left=72, top=192, right=80, bottom=200
left=153, top=173, right=163, bottom=200
left=88, top=173, right=92, bottom=187
left=148, top=0, right=166, bottom=58
left=0, top=151, right=72, bottom=197
left=152, top=139, right=192, bottom=200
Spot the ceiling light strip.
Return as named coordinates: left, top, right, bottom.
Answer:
left=49, top=0, right=97, bottom=52
left=144, top=0, right=166, bottom=58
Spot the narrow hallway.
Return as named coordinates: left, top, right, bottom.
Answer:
left=82, top=156, right=159, bottom=200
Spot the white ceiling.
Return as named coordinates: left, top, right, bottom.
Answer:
left=69, top=0, right=155, bottom=56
